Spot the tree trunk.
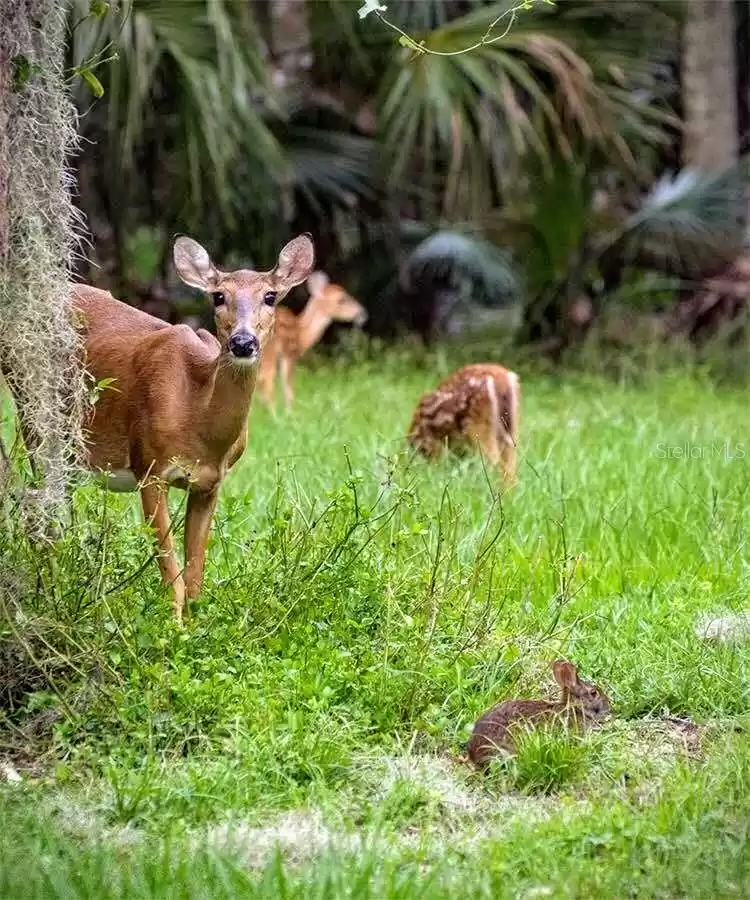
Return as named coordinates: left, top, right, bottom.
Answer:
left=676, top=2, right=748, bottom=342
left=737, top=0, right=750, bottom=156
left=267, top=0, right=312, bottom=227
left=267, top=0, right=312, bottom=91
left=682, top=0, right=739, bottom=170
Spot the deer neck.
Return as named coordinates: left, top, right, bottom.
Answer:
left=297, top=302, right=333, bottom=356
left=205, top=358, right=257, bottom=444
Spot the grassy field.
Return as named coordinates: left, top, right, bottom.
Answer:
left=1, top=346, right=749, bottom=898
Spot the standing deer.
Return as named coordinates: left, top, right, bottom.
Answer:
left=69, top=234, right=315, bottom=620
left=257, top=271, right=367, bottom=409
left=407, top=363, right=520, bottom=484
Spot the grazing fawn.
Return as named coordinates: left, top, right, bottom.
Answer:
left=407, top=363, right=520, bottom=484
left=62, top=235, right=314, bottom=620
left=257, top=271, right=367, bottom=409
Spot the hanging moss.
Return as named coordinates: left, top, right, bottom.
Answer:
left=0, top=2, right=87, bottom=537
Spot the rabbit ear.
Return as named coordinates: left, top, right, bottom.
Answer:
left=553, top=660, right=579, bottom=690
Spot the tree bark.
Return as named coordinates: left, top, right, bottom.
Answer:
left=737, top=0, right=750, bottom=155
left=267, top=0, right=312, bottom=90
left=267, top=0, right=312, bottom=226
left=682, top=0, right=739, bottom=170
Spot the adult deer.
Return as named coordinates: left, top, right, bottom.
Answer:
left=257, top=271, right=367, bottom=409
left=74, top=234, right=315, bottom=620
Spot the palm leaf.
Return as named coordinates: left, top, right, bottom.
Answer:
left=288, top=129, right=376, bottom=208
left=601, top=165, right=749, bottom=280
left=68, top=0, right=282, bottom=221
left=377, top=0, right=679, bottom=216
left=400, top=229, right=520, bottom=308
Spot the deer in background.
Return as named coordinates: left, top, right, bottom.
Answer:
left=407, top=363, right=520, bottom=485
left=67, top=234, right=314, bottom=621
left=257, top=271, right=367, bottom=409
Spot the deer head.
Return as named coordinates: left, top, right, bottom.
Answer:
left=174, top=234, right=315, bottom=367
left=306, top=271, right=367, bottom=326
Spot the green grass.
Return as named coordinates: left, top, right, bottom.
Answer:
left=1, top=348, right=750, bottom=897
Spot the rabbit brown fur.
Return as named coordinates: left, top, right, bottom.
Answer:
left=468, top=660, right=611, bottom=766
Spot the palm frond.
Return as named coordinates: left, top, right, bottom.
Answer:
left=603, top=165, right=749, bottom=279
left=377, top=0, right=679, bottom=216
left=284, top=127, right=377, bottom=210
left=400, top=230, right=520, bottom=307
left=68, top=0, right=282, bottom=220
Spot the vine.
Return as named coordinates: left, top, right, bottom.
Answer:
left=357, top=0, right=555, bottom=57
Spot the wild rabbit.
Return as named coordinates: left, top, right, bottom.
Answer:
left=468, top=660, right=611, bottom=766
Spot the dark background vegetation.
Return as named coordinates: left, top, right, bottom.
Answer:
left=66, top=0, right=750, bottom=359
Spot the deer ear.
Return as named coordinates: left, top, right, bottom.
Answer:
left=273, top=234, right=315, bottom=288
left=173, top=236, right=219, bottom=290
left=306, top=271, right=330, bottom=297
left=552, top=660, right=579, bottom=690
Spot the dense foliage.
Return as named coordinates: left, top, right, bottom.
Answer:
left=63, top=0, right=749, bottom=344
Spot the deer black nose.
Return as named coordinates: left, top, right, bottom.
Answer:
left=228, top=332, right=259, bottom=358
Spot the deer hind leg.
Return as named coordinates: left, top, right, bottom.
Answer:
left=183, top=487, right=218, bottom=606
left=467, top=417, right=502, bottom=470
left=499, top=372, right=520, bottom=486
left=465, top=377, right=502, bottom=474
left=280, top=354, right=295, bottom=409
left=140, top=481, right=186, bottom=622
left=499, top=431, right=517, bottom=485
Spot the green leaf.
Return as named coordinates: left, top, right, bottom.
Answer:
left=398, top=34, right=424, bottom=52
left=79, top=66, right=105, bottom=98
left=89, top=0, right=110, bottom=18
left=12, top=54, right=41, bottom=91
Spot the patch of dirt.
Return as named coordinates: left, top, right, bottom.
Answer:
left=626, top=716, right=704, bottom=762
left=695, top=610, right=750, bottom=643
left=207, top=810, right=360, bottom=870
left=376, top=754, right=481, bottom=814
left=659, top=716, right=703, bottom=758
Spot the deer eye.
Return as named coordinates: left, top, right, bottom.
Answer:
left=212, top=291, right=225, bottom=307
left=263, top=290, right=277, bottom=306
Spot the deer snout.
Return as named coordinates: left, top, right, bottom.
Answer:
left=227, top=331, right=260, bottom=360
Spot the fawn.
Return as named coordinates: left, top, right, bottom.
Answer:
left=407, top=363, right=520, bottom=484
left=257, top=271, right=366, bottom=409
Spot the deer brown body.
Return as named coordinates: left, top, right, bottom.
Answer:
left=258, top=271, right=366, bottom=409
left=67, top=235, right=315, bottom=620
left=407, top=363, right=520, bottom=483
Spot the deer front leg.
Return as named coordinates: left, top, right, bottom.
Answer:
left=257, top=344, right=278, bottom=411
left=140, top=482, right=186, bottom=621
left=184, top=488, right=218, bottom=605
left=280, top=354, right=295, bottom=409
